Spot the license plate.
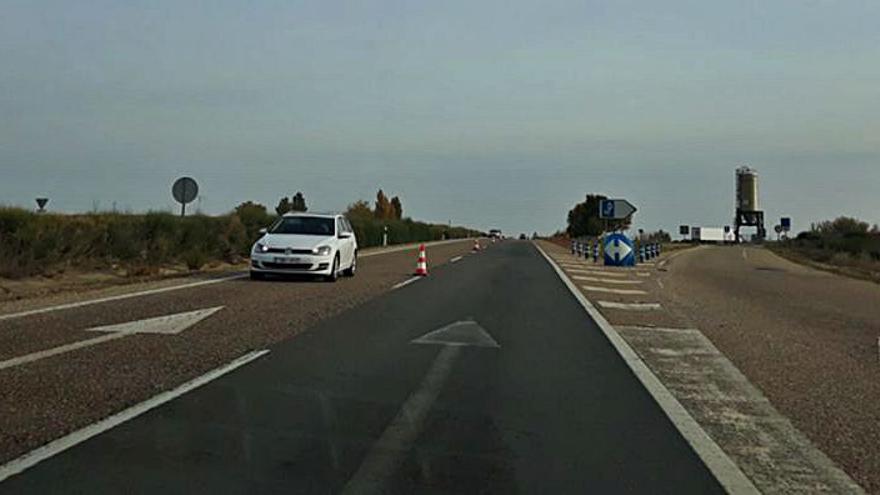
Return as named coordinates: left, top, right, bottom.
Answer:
left=274, top=257, right=301, bottom=264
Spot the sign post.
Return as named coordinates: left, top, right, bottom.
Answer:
left=172, top=177, right=199, bottom=217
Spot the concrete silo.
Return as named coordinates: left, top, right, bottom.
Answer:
left=734, top=166, right=766, bottom=242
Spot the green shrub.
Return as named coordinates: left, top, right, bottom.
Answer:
left=0, top=204, right=479, bottom=279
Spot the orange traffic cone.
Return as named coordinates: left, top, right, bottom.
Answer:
left=414, top=244, right=428, bottom=276
left=472, top=239, right=482, bottom=252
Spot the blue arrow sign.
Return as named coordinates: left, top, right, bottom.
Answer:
left=604, top=233, right=635, bottom=267
left=601, top=200, right=615, bottom=219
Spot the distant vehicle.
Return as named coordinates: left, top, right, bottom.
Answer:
left=489, top=229, right=502, bottom=239
left=250, top=213, right=357, bottom=282
left=519, top=233, right=527, bottom=240
left=691, top=227, right=726, bottom=243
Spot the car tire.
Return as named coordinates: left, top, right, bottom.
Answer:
left=250, top=271, right=265, bottom=281
left=325, top=255, right=340, bottom=283
left=344, top=251, right=357, bottom=277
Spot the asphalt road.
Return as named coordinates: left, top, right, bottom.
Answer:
left=1, top=241, right=722, bottom=494
left=659, top=245, right=880, bottom=493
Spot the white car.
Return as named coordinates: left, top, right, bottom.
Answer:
left=250, top=213, right=358, bottom=282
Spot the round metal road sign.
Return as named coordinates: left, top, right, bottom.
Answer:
left=172, top=177, right=199, bottom=204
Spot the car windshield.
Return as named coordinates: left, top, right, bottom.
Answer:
left=269, top=217, right=335, bottom=236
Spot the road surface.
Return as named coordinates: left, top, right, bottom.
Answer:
left=0, top=241, right=723, bottom=494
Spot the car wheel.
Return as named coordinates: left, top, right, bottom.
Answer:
left=250, top=271, right=265, bottom=281
left=326, top=255, right=339, bottom=283
left=344, top=251, right=357, bottom=277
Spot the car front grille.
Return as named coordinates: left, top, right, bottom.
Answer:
left=266, top=248, right=313, bottom=255
left=262, top=262, right=313, bottom=270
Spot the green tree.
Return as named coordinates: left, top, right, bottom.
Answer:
left=390, top=196, right=403, bottom=220
left=291, top=192, right=308, bottom=212
left=374, top=189, right=394, bottom=219
left=234, top=201, right=273, bottom=239
left=346, top=200, right=373, bottom=219
left=566, top=194, right=632, bottom=237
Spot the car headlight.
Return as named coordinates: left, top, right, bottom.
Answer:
left=313, top=245, right=332, bottom=256
left=255, top=242, right=269, bottom=253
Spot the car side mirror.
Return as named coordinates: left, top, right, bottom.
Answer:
left=258, top=228, right=268, bottom=236
left=338, top=232, right=351, bottom=239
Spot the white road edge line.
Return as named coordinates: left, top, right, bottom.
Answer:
left=0, top=349, right=270, bottom=483
left=533, top=243, right=759, bottom=495
left=450, top=256, right=463, bottom=263
left=392, top=276, right=422, bottom=290
left=0, top=238, right=475, bottom=322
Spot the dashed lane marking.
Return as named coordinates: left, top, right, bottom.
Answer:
left=614, top=325, right=701, bottom=334
left=596, top=301, right=663, bottom=310
left=392, top=277, right=422, bottom=290
left=657, top=279, right=665, bottom=289
left=571, top=276, right=643, bottom=285
left=581, top=285, right=648, bottom=295
left=564, top=269, right=630, bottom=278
left=449, top=256, right=463, bottom=263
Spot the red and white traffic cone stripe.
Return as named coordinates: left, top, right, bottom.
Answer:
left=415, top=244, right=428, bottom=276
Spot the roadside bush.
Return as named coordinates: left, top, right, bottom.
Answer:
left=0, top=205, right=480, bottom=279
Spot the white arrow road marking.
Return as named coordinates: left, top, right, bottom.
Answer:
left=597, top=301, right=662, bottom=310
left=342, top=320, right=499, bottom=494
left=86, top=306, right=224, bottom=335
left=411, top=320, right=500, bottom=348
left=581, top=285, right=648, bottom=295
left=572, top=276, right=643, bottom=285
left=0, top=307, right=224, bottom=371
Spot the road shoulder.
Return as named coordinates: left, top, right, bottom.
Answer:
left=536, top=240, right=864, bottom=494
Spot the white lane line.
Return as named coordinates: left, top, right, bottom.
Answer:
left=391, top=276, right=422, bottom=290
left=581, top=285, right=648, bottom=295
left=565, top=269, right=630, bottom=278
left=615, top=325, right=701, bottom=334
left=637, top=272, right=652, bottom=277
left=571, top=276, right=643, bottom=285
left=742, top=249, right=748, bottom=260
left=0, top=333, right=127, bottom=371
left=657, top=279, right=665, bottom=289
left=0, top=349, right=270, bottom=483
left=0, top=274, right=246, bottom=323
left=342, top=346, right=460, bottom=494
left=534, top=244, right=758, bottom=495
left=597, top=301, right=663, bottom=311
left=450, top=256, right=463, bottom=263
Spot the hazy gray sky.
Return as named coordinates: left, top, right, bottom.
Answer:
left=2, top=0, right=879, bottom=235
